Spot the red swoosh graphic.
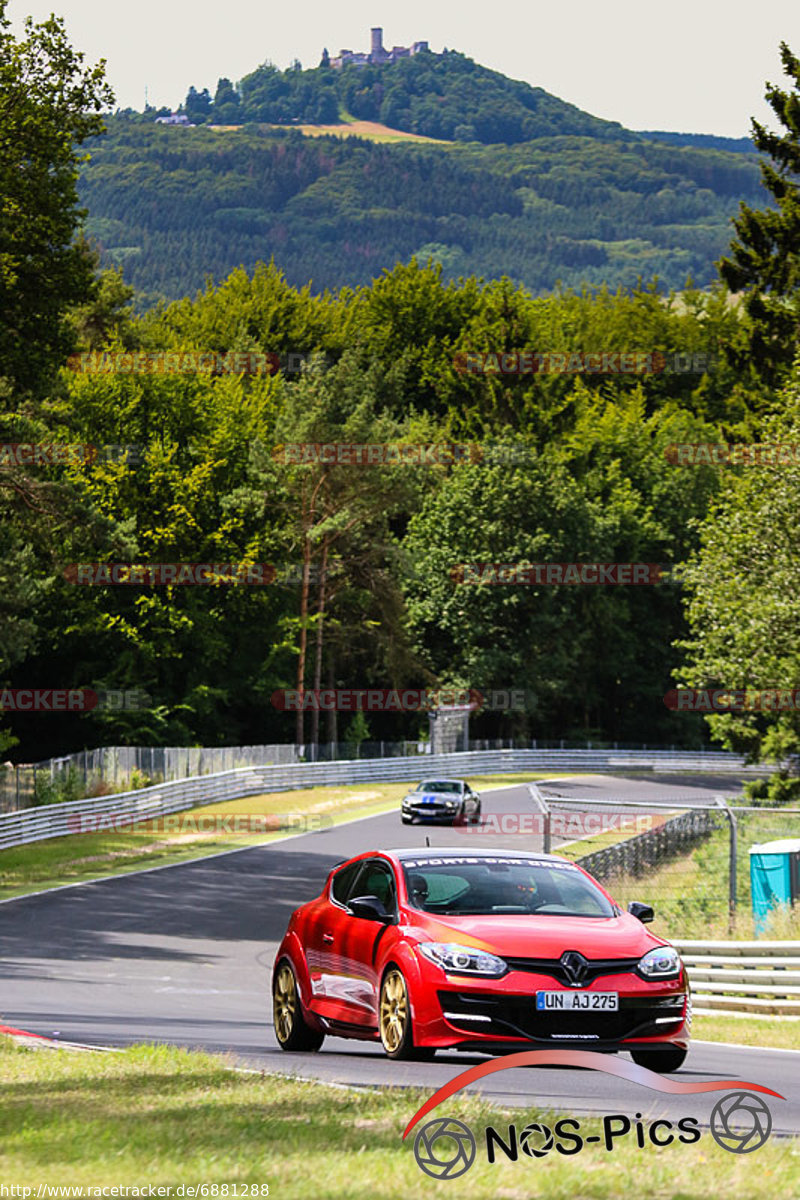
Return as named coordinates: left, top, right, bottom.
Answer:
left=402, top=1050, right=785, bottom=1138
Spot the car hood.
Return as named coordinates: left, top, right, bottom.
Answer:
left=404, top=910, right=666, bottom=958
left=405, top=790, right=462, bottom=800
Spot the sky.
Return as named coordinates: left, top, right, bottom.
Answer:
left=7, top=0, right=800, bottom=138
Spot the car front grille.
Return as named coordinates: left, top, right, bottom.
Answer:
left=503, top=956, right=641, bottom=986
left=438, top=990, right=686, bottom=1043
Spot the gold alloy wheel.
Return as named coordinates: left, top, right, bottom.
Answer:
left=274, top=963, right=297, bottom=1045
left=380, top=968, right=409, bottom=1053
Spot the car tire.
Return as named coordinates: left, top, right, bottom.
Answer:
left=273, top=959, right=325, bottom=1052
left=630, top=1045, right=687, bottom=1073
left=379, top=966, right=435, bottom=1060
left=401, top=815, right=412, bottom=824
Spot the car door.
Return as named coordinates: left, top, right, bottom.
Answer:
left=325, top=858, right=399, bottom=1026
left=303, top=860, right=363, bottom=1014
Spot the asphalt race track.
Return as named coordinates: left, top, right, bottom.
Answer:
left=1, top=775, right=797, bottom=1136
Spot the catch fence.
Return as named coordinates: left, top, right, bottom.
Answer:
left=0, top=743, right=765, bottom=812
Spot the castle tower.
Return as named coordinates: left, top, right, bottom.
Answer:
left=370, top=27, right=384, bottom=57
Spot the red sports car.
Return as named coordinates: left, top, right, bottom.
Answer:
left=272, top=848, right=690, bottom=1071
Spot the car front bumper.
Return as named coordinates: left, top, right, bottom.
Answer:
left=402, top=800, right=461, bottom=822
left=409, top=962, right=690, bottom=1051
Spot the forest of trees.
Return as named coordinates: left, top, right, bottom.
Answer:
left=88, top=45, right=766, bottom=303
left=3, top=8, right=800, bottom=784
left=79, top=119, right=762, bottom=305
left=0, top=248, right=789, bottom=759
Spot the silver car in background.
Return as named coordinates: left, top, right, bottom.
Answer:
left=400, top=778, right=482, bottom=825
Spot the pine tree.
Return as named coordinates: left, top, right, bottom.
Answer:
left=718, top=42, right=800, bottom=385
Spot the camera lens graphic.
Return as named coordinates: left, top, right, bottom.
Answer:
left=710, top=1091, right=772, bottom=1153
left=413, top=1117, right=476, bottom=1179
left=520, top=1122, right=554, bottom=1158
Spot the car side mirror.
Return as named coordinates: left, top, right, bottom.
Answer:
left=348, top=894, right=393, bottom=923
left=627, top=901, right=655, bottom=924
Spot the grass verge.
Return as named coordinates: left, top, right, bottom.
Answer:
left=1, top=1040, right=796, bottom=1197
left=597, top=811, right=800, bottom=942
left=0, top=782, right=410, bottom=900
left=557, top=812, right=677, bottom=861
left=692, top=1014, right=800, bottom=1051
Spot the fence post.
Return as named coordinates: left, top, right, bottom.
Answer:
left=528, top=784, right=551, bottom=854
left=715, top=796, right=738, bottom=923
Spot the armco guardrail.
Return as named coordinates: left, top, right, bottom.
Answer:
left=575, top=808, right=722, bottom=883
left=2, top=743, right=765, bottom=813
left=0, top=747, right=766, bottom=853
left=674, top=940, right=800, bottom=1016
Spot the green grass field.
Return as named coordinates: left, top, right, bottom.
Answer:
left=600, top=814, right=800, bottom=942
left=1, top=1040, right=795, bottom=1198
left=692, top=1014, right=800, bottom=1051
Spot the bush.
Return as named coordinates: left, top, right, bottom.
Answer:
left=33, top=767, right=87, bottom=806
left=743, top=771, right=800, bottom=806
left=126, top=768, right=156, bottom=791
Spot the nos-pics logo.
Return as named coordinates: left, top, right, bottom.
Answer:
left=404, top=1050, right=782, bottom=1179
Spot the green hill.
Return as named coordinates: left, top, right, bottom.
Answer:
left=84, top=51, right=763, bottom=304
left=79, top=116, right=760, bottom=304
left=225, top=50, right=630, bottom=144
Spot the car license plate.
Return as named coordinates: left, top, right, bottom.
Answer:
left=536, top=991, right=618, bottom=1011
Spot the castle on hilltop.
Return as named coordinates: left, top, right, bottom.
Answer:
left=329, top=28, right=429, bottom=70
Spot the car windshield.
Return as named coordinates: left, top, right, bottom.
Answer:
left=402, top=856, right=615, bottom=917
left=416, top=780, right=463, bottom=794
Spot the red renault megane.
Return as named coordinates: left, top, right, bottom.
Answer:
left=272, top=848, right=690, bottom=1071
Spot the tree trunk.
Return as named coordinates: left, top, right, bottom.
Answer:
left=295, top=488, right=312, bottom=748
left=309, top=535, right=329, bottom=747
left=326, top=655, right=337, bottom=748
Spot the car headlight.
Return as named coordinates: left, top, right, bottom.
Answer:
left=417, top=942, right=507, bottom=976
left=445, top=800, right=456, bottom=808
left=638, top=946, right=682, bottom=979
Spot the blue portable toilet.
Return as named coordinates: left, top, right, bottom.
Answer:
left=749, top=838, right=800, bottom=932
